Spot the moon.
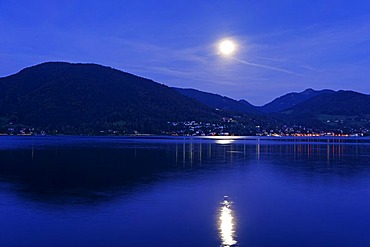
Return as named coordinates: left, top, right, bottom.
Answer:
left=219, top=40, right=236, bottom=56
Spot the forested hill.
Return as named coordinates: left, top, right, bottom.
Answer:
left=1, top=62, right=369, bottom=136
left=260, top=88, right=335, bottom=113
left=0, top=62, right=219, bottom=134
left=285, top=90, right=370, bottom=116
left=276, top=90, right=370, bottom=130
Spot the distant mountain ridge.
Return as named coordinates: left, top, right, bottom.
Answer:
left=284, top=90, right=370, bottom=116
left=260, top=88, right=335, bottom=113
left=273, top=90, right=370, bottom=130
left=173, top=87, right=370, bottom=130
left=173, top=87, right=260, bottom=114
left=173, top=87, right=364, bottom=116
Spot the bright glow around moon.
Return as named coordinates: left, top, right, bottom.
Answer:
left=219, top=40, right=236, bottom=56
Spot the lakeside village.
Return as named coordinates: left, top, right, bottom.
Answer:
left=1, top=117, right=368, bottom=137
left=166, top=118, right=368, bottom=137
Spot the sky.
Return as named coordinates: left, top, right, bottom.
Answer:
left=1, top=0, right=370, bottom=105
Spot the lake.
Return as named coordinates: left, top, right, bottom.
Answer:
left=0, top=136, right=370, bottom=247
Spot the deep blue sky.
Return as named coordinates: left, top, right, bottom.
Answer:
left=1, top=1, right=370, bottom=105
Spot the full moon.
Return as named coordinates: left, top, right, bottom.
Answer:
left=219, top=40, right=236, bottom=55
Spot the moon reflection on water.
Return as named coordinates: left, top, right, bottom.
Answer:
left=219, top=196, right=237, bottom=247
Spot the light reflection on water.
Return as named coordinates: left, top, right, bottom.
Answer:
left=1, top=136, right=370, bottom=246
left=219, top=196, right=237, bottom=247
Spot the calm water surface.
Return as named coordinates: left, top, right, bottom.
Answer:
left=0, top=136, right=370, bottom=247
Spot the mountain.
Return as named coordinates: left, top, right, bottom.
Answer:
left=174, top=87, right=260, bottom=114
left=286, top=90, right=370, bottom=116
left=1, top=62, right=368, bottom=135
left=280, top=90, right=370, bottom=129
left=261, top=88, right=335, bottom=113
left=0, top=62, right=220, bottom=134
